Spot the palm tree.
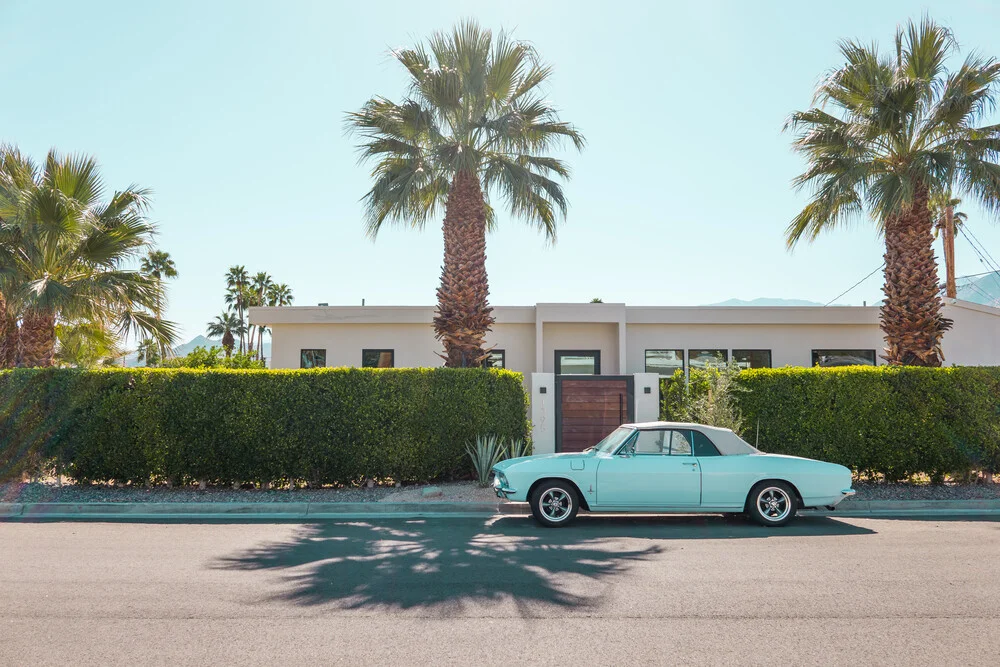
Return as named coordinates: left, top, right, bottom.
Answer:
left=249, top=271, right=273, bottom=357
left=929, top=191, right=968, bottom=298
left=267, top=283, right=294, bottom=307
left=140, top=249, right=178, bottom=358
left=135, top=337, right=161, bottom=367
left=54, top=320, right=122, bottom=368
left=0, top=147, right=178, bottom=367
left=224, top=265, right=249, bottom=352
left=347, top=20, right=584, bottom=367
left=785, top=18, right=1000, bottom=366
left=206, top=311, right=242, bottom=357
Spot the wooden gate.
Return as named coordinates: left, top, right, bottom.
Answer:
left=555, top=376, right=635, bottom=453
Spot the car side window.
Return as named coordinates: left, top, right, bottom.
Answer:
left=669, top=430, right=693, bottom=456
left=690, top=430, right=721, bottom=457
left=633, top=429, right=667, bottom=454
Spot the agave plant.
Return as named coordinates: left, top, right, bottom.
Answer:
left=466, top=435, right=508, bottom=487
left=506, top=438, right=532, bottom=459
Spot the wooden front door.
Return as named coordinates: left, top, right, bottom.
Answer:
left=556, top=376, right=634, bottom=453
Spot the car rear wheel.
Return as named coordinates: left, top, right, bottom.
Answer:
left=529, top=480, right=579, bottom=527
left=747, top=481, right=797, bottom=527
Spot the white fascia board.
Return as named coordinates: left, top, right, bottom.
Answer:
left=625, top=306, right=882, bottom=326
left=250, top=305, right=536, bottom=326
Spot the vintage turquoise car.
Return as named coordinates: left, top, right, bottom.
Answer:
left=492, top=421, right=855, bottom=527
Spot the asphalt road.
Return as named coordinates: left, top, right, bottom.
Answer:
left=1, top=515, right=998, bottom=666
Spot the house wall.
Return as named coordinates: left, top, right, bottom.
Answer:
left=258, top=301, right=1000, bottom=373
left=624, top=322, right=886, bottom=371
left=269, top=323, right=440, bottom=369
left=541, top=322, right=620, bottom=374
left=941, top=301, right=1000, bottom=366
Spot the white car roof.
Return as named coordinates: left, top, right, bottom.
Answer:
left=620, top=421, right=759, bottom=455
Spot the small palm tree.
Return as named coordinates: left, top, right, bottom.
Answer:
left=0, top=147, right=178, bottom=367
left=347, top=20, right=584, bottom=367
left=267, top=283, right=293, bottom=307
left=135, top=337, right=161, bottom=367
left=929, top=191, right=968, bottom=298
left=785, top=18, right=1000, bottom=366
left=224, top=265, right=249, bottom=352
left=249, top=272, right=273, bottom=357
left=140, top=249, right=178, bottom=358
left=206, top=311, right=243, bottom=357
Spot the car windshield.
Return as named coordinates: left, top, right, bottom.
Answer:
left=590, top=427, right=635, bottom=454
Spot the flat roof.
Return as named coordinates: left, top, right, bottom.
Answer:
left=249, top=300, right=999, bottom=326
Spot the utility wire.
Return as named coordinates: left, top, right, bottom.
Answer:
left=824, top=263, right=885, bottom=307
left=962, top=224, right=1000, bottom=269
left=959, top=225, right=1000, bottom=275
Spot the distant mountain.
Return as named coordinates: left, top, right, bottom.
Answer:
left=702, top=297, right=827, bottom=307
left=173, top=335, right=214, bottom=357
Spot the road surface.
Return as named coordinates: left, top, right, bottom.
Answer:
left=1, top=515, right=997, bottom=665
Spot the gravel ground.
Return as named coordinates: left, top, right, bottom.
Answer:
left=379, top=481, right=498, bottom=504
left=0, top=482, right=399, bottom=504
left=2, top=479, right=997, bottom=505
left=850, top=480, right=1000, bottom=500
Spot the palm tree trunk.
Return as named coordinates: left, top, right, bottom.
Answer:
left=433, top=171, right=495, bottom=367
left=943, top=206, right=957, bottom=299
left=0, top=293, right=18, bottom=369
left=881, top=185, right=952, bottom=366
left=18, top=310, right=56, bottom=368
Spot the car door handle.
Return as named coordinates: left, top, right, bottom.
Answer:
left=682, top=462, right=698, bottom=467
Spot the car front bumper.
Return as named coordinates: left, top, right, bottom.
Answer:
left=492, top=475, right=517, bottom=499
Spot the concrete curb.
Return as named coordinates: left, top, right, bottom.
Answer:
left=1, top=499, right=997, bottom=521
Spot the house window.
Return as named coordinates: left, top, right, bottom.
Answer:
left=688, top=349, right=728, bottom=369
left=733, top=349, right=772, bottom=369
left=555, top=350, right=601, bottom=375
left=300, top=349, right=326, bottom=368
left=484, top=349, right=506, bottom=369
left=811, top=349, right=876, bottom=367
left=645, top=349, right=684, bottom=377
left=362, top=349, right=395, bottom=368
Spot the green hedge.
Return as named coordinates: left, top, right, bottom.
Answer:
left=661, top=366, right=1000, bottom=480
left=0, top=367, right=528, bottom=485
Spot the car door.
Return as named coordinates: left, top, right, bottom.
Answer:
left=595, top=429, right=701, bottom=508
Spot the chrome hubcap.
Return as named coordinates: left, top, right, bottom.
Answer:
left=757, top=487, right=791, bottom=522
left=539, top=488, right=571, bottom=522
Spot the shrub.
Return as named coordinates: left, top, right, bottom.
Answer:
left=162, top=346, right=265, bottom=369
left=0, top=367, right=528, bottom=486
left=661, top=365, right=1000, bottom=480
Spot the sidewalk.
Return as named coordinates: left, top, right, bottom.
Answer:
left=3, top=498, right=999, bottom=521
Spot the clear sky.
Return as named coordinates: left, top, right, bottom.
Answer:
left=3, top=0, right=1000, bottom=342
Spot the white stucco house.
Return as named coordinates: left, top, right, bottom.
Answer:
left=249, top=299, right=1000, bottom=454
left=251, top=299, right=1000, bottom=374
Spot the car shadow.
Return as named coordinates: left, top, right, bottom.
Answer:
left=213, top=514, right=873, bottom=611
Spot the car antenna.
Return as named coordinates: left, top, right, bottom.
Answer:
left=755, top=419, right=760, bottom=449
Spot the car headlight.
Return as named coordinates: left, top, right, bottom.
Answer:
left=493, top=471, right=508, bottom=487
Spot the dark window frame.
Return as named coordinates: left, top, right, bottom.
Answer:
left=300, top=348, right=326, bottom=369
left=362, top=348, right=395, bottom=368
left=732, top=349, right=773, bottom=369
left=644, top=348, right=685, bottom=376
left=810, top=349, right=877, bottom=367
left=485, top=349, right=506, bottom=369
left=554, top=349, right=602, bottom=375
left=687, top=349, right=729, bottom=368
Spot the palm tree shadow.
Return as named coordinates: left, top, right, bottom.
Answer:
left=214, top=518, right=663, bottom=611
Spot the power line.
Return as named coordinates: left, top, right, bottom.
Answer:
left=824, top=263, right=884, bottom=306
left=961, top=225, right=1000, bottom=270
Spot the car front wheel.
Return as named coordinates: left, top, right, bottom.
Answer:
left=529, top=480, right=579, bottom=527
left=747, top=481, right=797, bottom=527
